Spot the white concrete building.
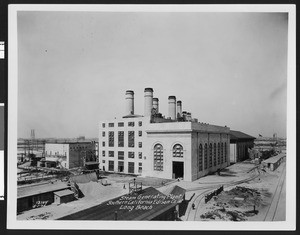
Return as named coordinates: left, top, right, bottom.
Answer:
left=99, top=88, right=230, bottom=181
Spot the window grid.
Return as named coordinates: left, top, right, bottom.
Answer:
left=118, top=151, right=124, bottom=160
left=108, top=161, right=114, bottom=171
left=102, top=151, right=105, bottom=157
left=154, top=144, right=163, bottom=171
left=213, top=143, right=217, bottom=166
left=204, top=143, right=208, bottom=169
left=128, top=122, right=135, bottom=127
left=109, top=151, right=114, bottom=158
left=108, top=131, right=114, bottom=147
left=221, top=143, right=224, bottom=163
left=209, top=144, right=213, bottom=168
left=128, top=131, right=135, bottom=147
left=128, top=162, right=135, bottom=173
left=118, top=131, right=124, bottom=147
left=198, top=144, right=203, bottom=172
left=128, top=152, right=135, bottom=159
left=173, top=144, right=183, bottom=158
left=118, top=122, right=124, bottom=127
left=217, top=143, right=220, bottom=165
left=108, top=123, right=114, bottom=127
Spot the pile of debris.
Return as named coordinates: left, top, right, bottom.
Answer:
left=200, top=186, right=262, bottom=221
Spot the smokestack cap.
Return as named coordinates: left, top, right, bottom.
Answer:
left=144, top=88, right=153, bottom=92
left=168, top=96, right=176, bottom=100
left=153, top=98, right=159, bottom=101
left=126, top=90, right=134, bottom=94
left=177, top=100, right=182, bottom=104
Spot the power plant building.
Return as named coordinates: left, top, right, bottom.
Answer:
left=99, top=88, right=230, bottom=182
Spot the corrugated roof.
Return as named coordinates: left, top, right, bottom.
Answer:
left=59, top=186, right=185, bottom=221
left=18, top=182, right=69, bottom=199
left=54, top=189, right=74, bottom=197
left=230, top=130, right=256, bottom=140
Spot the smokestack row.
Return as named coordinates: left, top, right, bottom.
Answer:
left=125, top=88, right=184, bottom=120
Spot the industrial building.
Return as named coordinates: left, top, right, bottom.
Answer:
left=99, top=88, right=230, bottom=182
left=40, top=141, right=99, bottom=170
left=229, top=130, right=256, bottom=163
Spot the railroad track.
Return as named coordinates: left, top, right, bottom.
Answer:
left=185, top=168, right=261, bottom=221
left=263, top=162, right=286, bottom=221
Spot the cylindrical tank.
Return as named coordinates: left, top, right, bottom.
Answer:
left=177, top=101, right=182, bottom=118
left=144, top=88, right=153, bottom=116
left=168, top=96, right=176, bottom=120
left=125, top=90, right=134, bottom=115
left=153, top=98, right=159, bottom=114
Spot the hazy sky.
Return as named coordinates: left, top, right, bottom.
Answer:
left=17, top=11, right=288, bottom=138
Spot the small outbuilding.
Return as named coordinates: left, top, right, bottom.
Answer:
left=262, top=153, right=286, bottom=171
left=54, top=189, right=75, bottom=204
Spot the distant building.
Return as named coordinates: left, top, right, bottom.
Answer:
left=99, top=88, right=230, bottom=182
left=229, top=130, right=256, bottom=163
left=42, top=141, right=99, bottom=170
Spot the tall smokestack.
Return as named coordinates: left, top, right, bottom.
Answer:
left=125, top=90, right=134, bottom=115
left=168, top=96, right=176, bottom=120
left=144, top=88, right=153, bottom=117
left=177, top=101, right=182, bottom=118
left=153, top=98, right=159, bottom=114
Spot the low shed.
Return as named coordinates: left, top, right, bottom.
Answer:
left=54, top=189, right=75, bottom=204
left=263, top=153, right=286, bottom=171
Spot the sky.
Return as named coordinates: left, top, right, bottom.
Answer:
left=17, top=11, right=288, bottom=139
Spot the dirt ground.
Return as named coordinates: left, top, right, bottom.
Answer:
left=198, top=162, right=286, bottom=221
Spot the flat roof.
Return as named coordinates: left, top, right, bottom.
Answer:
left=263, top=153, right=286, bottom=164
left=59, top=186, right=185, bottom=221
left=18, top=182, right=69, bottom=199
left=54, top=189, right=74, bottom=197
left=230, top=130, right=256, bottom=140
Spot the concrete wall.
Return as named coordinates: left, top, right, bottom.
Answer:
left=143, top=132, right=192, bottom=181
left=99, top=116, right=150, bottom=174
left=191, top=132, right=230, bottom=181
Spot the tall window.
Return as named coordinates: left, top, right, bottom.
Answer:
left=128, top=162, right=135, bottom=173
left=118, top=131, right=124, bottom=147
left=102, top=151, right=105, bottom=157
left=128, top=152, right=135, bottom=158
left=108, top=161, right=114, bottom=171
left=154, top=144, right=163, bottom=171
left=198, top=144, right=203, bottom=172
left=128, top=131, right=135, bottom=147
left=109, top=151, right=114, bottom=158
left=204, top=143, right=208, bottom=169
left=224, top=143, right=227, bottom=163
left=118, top=151, right=124, bottom=160
left=138, top=163, right=142, bottom=173
left=102, top=131, right=105, bottom=137
left=108, top=131, right=114, bottom=147
left=138, top=121, right=142, bottom=126
left=209, top=143, right=213, bottom=168
left=102, top=123, right=105, bottom=128
left=217, top=143, right=220, bottom=165
left=221, top=143, right=224, bottom=163
left=118, top=161, right=124, bottom=172
left=173, top=144, right=183, bottom=158
left=213, top=143, right=217, bottom=166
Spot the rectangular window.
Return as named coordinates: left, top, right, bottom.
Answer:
left=118, top=131, right=124, bottom=147
left=138, top=142, right=142, bottom=148
left=118, top=122, right=124, bottom=127
left=102, top=160, right=105, bottom=163
left=108, top=131, right=114, bottom=147
left=128, top=152, right=135, bottom=158
left=102, top=151, right=105, bottom=157
left=102, top=123, right=105, bottom=128
left=102, top=131, right=105, bottom=137
left=108, top=123, right=114, bottom=127
left=138, top=131, right=142, bottom=137
left=108, top=161, right=114, bottom=171
left=102, top=141, right=105, bottom=147
left=109, top=151, right=114, bottom=158
left=138, top=121, right=142, bottom=127
left=118, top=161, right=124, bottom=172
left=118, top=151, right=124, bottom=160
left=138, top=167, right=142, bottom=173
left=138, top=152, right=142, bottom=159
left=128, top=122, right=135, bottom=127
left=128, top=162, right=135, bottom=173
left=128, top=131, right=135, bottom=147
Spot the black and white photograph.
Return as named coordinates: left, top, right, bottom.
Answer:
left=7, top=4, right=296, bottom=230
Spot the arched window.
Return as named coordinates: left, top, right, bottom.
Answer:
left=221, top=143, right=224, bottom=163
left=204, top=143, right=208, bottom=169
left=217, top=143, right=220, bottom=165
left=153, top=144, right=163, bottom=171
left=173, top=144, right=183, bottom=158
left=213, top=143, right=217, bottom=166
left=198, top=144, right=203, bottom=172
left=224, top=143, right=227, bottom=163
left=209, top=143, right=213, bottom=168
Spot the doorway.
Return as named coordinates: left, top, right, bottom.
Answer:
left=172, top=161, right=184, bottom=179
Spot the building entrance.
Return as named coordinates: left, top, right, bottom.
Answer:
left=172, top=162, right=184, bottom=179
